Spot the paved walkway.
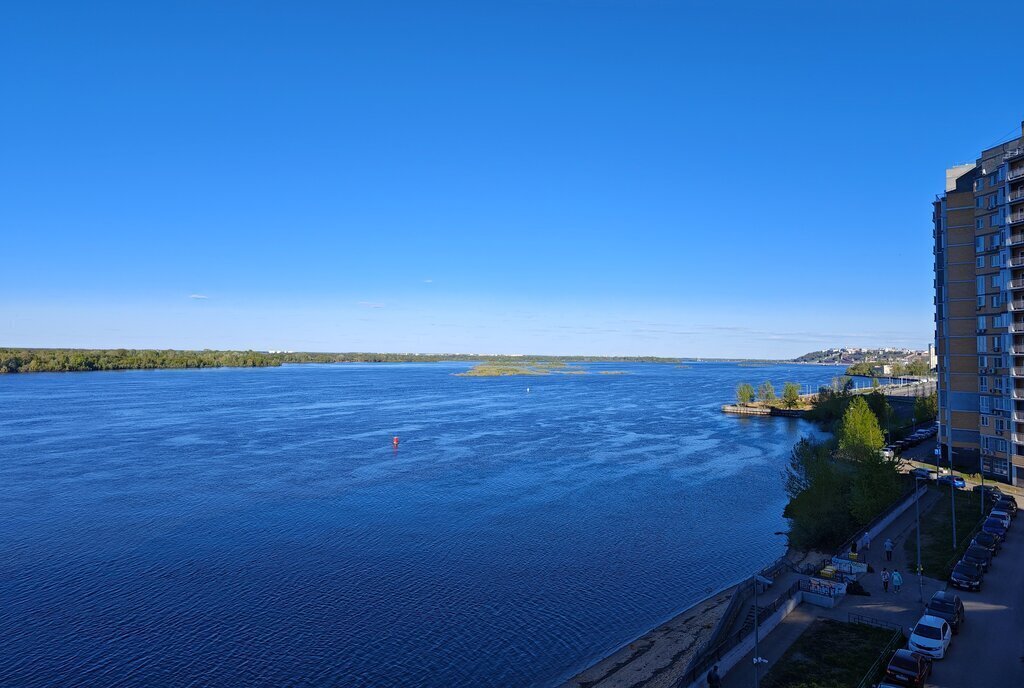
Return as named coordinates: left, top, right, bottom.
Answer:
left=718, top=488, right=945, bottom=688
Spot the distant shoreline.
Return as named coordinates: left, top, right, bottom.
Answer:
left=0, top=348, right=681, bottom=374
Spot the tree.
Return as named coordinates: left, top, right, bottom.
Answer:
left=759, top=381, right=776, bottom=404
left=914, top=392, right=938, bottom=423
left=736, top=383, right=756, bottom=405
left=864, top=390, right=894, bottom=435
left=871, top=377, right=880, bottom=389
left=784, top=437, right=856, bottom=551
left=837, top=396, right=885, bottom=462
left=889, top=361, right=905, bottom=377
left=782, top=382, right=801, bottom=408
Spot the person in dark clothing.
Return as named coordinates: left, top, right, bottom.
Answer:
left=707, top=665, right=722, bottom=688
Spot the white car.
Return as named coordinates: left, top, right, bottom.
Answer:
left=908, top=614, right=952, bottom=659
left=990, top=509, right=1012, bottom=529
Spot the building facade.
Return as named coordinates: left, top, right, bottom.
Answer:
left=935, top=122, right=1024, bottom=485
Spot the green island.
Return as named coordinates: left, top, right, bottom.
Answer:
left=456, top=360, right=628, bottom=377
left=0, top=348, right=674, bottom=374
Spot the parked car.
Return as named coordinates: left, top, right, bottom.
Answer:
left=997, top=493, right=1018, bottom=508
left=973, top=484, right=1005, bottom=503
left=880, top=448, right=896, bottom=460
left=982, top=517, right=1008, bottom=539
left=910, top=467, right=938, bottom=481
left=989, top=509, right=1012, bottom=530
left=995, top=497, right=1018, bottom=516
left=950, top=560, right=984, bottom=591
left=972, top=530, right=1002, bottom=554
left=937, top=475, right=966, bottom=489
left=962, top=545, right=993, bottom=572
left=884, top=648, right=933, bottom=687
left=908, top=614, right=953, bottom=659
left=924, top=590, right=965, bottom=634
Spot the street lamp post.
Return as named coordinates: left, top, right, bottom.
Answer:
left=950, top=447, right=957, bottom=551
left=915, top=476, right=924, bottom=603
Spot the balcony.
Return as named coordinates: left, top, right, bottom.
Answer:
left=1008, top=279, right=1024, bottom=290
left=1013, top=367, right=1024, bottom=376
left=1011, top=323, right=1024, bottom=333
left=1010, top=301, right=1024, bottom=311
left=1013, top=433, right=1024, bottom=444
left=1005, top=148, right=1024, bottom=161
left=1010, top=213, right=1024, bottom=226
left=1009, top=234, right=1024, bottom=247
left=1012, top=389, right=1024, bottom=400
left=1011, top=167, right=1024, bottom=181
left=1010, top=190, right=1024, bottom=203
left=1009, top=256, right=1024, bottom=268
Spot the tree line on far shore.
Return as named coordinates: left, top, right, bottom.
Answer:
left=0, top=348, right=680, bottom=374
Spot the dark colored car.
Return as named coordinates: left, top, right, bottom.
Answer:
left=972, top=530, right=1002, bottom=554
left=962, top=544, right=993, bottom=572
left=974, top=484, right=1005, bottom=503
left=925, top=590, right=965, bottom=634
left=938, top=475, right=966, bottom=489
left=995, top=497, right=1018, bottom=515
left=982, top=516, right=1009, bottom=539
left=884, top=648, right=932, bottom=687
left=950, top=560, right=984, bottom=591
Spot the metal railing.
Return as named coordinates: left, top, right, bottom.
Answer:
left=1010, top=190, right=1024, bottom=203
left=1011, top=368, right=1024, bottom=377
left=1004, top=148, right=1024, bottom=161
left=1010, top=167, right=1024, bottom=181
left=1010, top=214, right=1024, bottom=226
left=1009, top=234, right=1024, bottom=246
left=853, top=627, right=907, bottom=688
left=676, top=579, right=802, bottom=687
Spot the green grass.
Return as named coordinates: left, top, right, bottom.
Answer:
left=904, top=486, right=986, bottom=579
left=761, top=619, right=896, bottom=688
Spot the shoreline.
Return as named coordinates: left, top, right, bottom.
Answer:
left=561, top=547, right=822, bottom=688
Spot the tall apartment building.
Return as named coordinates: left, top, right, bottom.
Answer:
left=935, top=122, right=1024, bottom=485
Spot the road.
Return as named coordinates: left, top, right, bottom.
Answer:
left=924, top=514, right=1024, bottom=686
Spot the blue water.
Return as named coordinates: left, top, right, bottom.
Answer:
left=0, top=361, right=843, bottom=687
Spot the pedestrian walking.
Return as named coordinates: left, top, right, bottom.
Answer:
left=892, top=569, right=903, bottom=593
left=706, top=664, right=721, bottom=688
left=884, top=537, right=894, bottom=562
left=881, top=567, right=890, bottom=593
left=862, top=532, right=871, bottom=554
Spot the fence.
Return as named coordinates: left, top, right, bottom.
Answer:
left=675, top=579, right=802, bottom=687
left=853, top=626, right=906, bottom=688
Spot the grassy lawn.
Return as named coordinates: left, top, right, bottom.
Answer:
left=761, top=619, right=896, bottom=688
left=904, top=486, right=986, bottom=579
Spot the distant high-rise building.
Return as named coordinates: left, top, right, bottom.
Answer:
left=934, top=121, right=1024, bottom=485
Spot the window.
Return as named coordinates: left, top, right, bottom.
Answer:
left=980, top=355, right=988, bottom=367
left=981, top=414, right=991, bottom=426
left=978, top=276, right=986, bottom=295
left=980, top=376, right=989, bottom=392
left=981, top=395, right=992, bottom=413
left=993, top=295, right=1001, bottom=308
left=979, top=316, right=987, bottom=330
left=992, top=274, right=1002, bottom=289
left=978, top=256, right=986, bottom=268
left=978, top=218, right=985, bottom=229
left=976, top=236, right=986, bottom=252
left=978, top=335, right=988, bottom=352
left=992, top=254, right=1002, bottom=267
left=997, top=419, right=1005, bottom=431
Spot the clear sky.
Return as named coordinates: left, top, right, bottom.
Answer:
left=3, top=1, right=1023, bottom=358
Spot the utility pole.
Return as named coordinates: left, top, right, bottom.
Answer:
left=915, top=476, right=924, bottom=603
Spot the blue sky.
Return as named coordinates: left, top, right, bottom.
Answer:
left=2, top=1, right=1023, bottom=358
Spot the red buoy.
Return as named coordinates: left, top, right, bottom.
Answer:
left=392, top=436, right=400, bottom=448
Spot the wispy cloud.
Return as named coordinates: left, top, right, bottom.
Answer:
left=357, top=301, right=385, bottom=309
left=423, top=278, right=433, bottom=284
left=189, top=294, right=208, bottom=300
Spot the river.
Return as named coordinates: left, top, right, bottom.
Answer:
left=0, top=361, right=843, bottom=687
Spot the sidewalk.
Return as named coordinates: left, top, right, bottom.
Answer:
left=718, top=488, right=945, bottom=688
